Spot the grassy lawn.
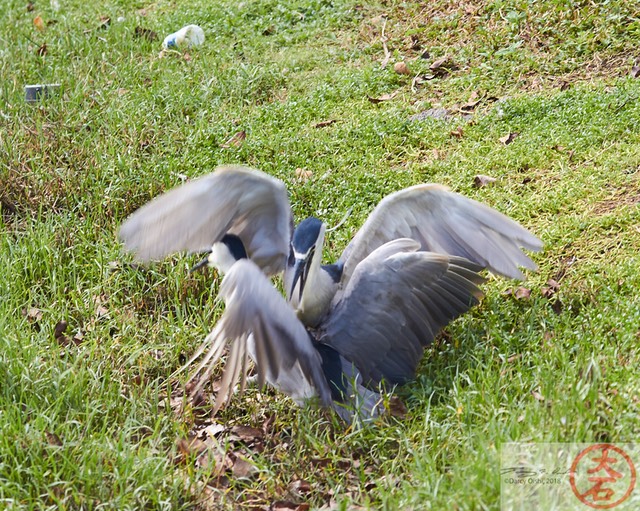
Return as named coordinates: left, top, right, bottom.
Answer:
left=1, top=0, right=639, bottom=509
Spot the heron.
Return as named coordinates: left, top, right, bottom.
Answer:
left=120, top=165, right=542, bottom=420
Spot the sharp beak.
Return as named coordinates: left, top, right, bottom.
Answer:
left=288, top=252, right=313, bottom=301
left=189, top=251, right=211, bottom=273
left=289, top=258, right=306, bottom=301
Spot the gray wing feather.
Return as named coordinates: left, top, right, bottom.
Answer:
left=339, top=184, right=542, bottom=282
left=177, top=259, right=331, bottom=410
left=119, top=166, right=291, bottom=275
left=319, top=239, right=485, bottom=388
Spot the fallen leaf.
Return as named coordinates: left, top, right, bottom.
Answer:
left=98, top=15, right=111, bottom=29
left=631, top=64, right=640, bottom=79
left=202, top=422, right=226, bottom=439
left=231, top=455, right=258, bottom=478
left=541, top=279, right=560, bottom=299
left=175, top=436, right=208, bottom=464
left=460, top=92, right=482, bottom=111
left=559, top=81, right=570, bottom=91
left=134, top=26, right=158, bottom=41
left=54, top=320, right=68, bottom=345
left=221, top=130, right=246, bottom=148
left=24, top=307, right=43, bottom=322
left=386, top=395, right=407, bottom=418
left=393, top=61, right=411, bottom=75
left=420, top=50, right=430, bottom=59
left=514, top=286, right=531, bottom=300
left=271, top=501, right=299, bottom=511
left=313, top=119, right=338, bottom=128
left=36, top=43, right=47, bottom=56
left=72, top=331, right=84, bottom=345
left=473, top=174, right=497, bottom=188
left=450, top=127, right=464, bottom=139
left=367, top=91, right=398, bottom=103
left=429, top=56, right=456, bottom=76
left=45, top=431, right=63, bottom=446
left=408, top=34, right=421, bottom=50
left=27, top=2, right=35, bottom=11
left=289, top=479, right=313, bottom=495
left=410, top=74, right=436, bottom=92
left=531, top=390, right=545, bottom=402
left=117, top=88, right=129, bottom=96
left=33, top=15, right=45, bottom=31
left=507, top=354, right=520, bottom=364
left=229, top=425, right=263, bottom=443
left=295, top=168, right=313, bottom=181
left=499, top=132, right=519, bottom=145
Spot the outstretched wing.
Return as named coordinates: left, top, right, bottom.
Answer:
left=119, top=166, right=292, bottom=275
left=339, top=184, right=542, bottom=283
left=319, top=239, right=485, bottom=388
left=178, top=259, right=331, bottom=411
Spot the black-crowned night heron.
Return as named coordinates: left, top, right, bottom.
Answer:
left=120, top=165, right=542, bottom=420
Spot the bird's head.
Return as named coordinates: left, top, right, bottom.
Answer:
left=287, top=217, right=325, bottom=301
left=190, top=234, right=247, bottom=275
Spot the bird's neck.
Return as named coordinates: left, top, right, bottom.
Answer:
left=297, top=264, right=340, bottom=327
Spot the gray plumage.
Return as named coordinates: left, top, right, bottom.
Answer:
left=118, top=165, right=542, bottom=420
left=119, top=166, right=291, bottom=276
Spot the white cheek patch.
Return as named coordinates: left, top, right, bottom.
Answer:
left=208, top=243, right=237, bottom=274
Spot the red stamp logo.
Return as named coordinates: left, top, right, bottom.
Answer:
left=570, top=443, right=636, bottom=509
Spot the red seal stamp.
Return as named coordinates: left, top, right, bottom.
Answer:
left=570, top=443, right=636, bottom=509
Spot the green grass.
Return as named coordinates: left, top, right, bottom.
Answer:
left=1, top=0, right=640, bottom=509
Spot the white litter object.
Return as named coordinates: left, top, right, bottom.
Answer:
left=162, top=25, right=205, bottom=49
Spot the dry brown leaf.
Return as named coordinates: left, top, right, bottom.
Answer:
left=175, top=436, right=208, bottom=464
left=313, top=119, right=338, bottom=128
left=450, top=127, right=464, bottom=139
left=134, top=26, right=158, bottom=41
left=98, top=15, right=111, bottom=29
left=473, top=174, right=497, bottom=188
left=45, top=431, right=63, bottom=446
left=229, top=425, right=263, bottom=443
left=202, top=422, right=226, bottom=439
left=429, top=56, right=456, bottom=76
left=33, top=15, right=45, bottom=31
left=631, top=64, right=640, bottom=79
left=531, top=390, right=545, bottom=402
left=54, top=320, right=68, bottom=345
left=393, top=61, right=411, bottom=75
left=507, top=354, right=520, bottom=364
left=183, top=52, right=192, bottom=62
left=221, top=130, right=246, bottom=148
left=295, top=168, right=313, bottom=181
left=499, top=132, right=519, bottom=145
left=24, top=307, right=43, bottom=322
left=514, top=287, right=531, bottom=300
left=541, top=279, right=560, bottom=299
left=289, top=479, right=313, bottom=495
left=36, top=43, right=47, bottom=56
left=27, top=2, right=35, bottom=11
left=271, top=501, right=300, bottom=511
left=367, top=91, right=398, bottom=104
left=230, top=455, right=258, bottom=478
left=387, top=395, right=407, bottom=418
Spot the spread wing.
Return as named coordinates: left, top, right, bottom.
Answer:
left=319, top=239, right=485, bottom=388
left=119, top=166, right=292, bottom=275
left=339, top=184, right=542, bottom=283
left=178, top=259, right=332, bottom=411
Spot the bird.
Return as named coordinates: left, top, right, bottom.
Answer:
left=119, top=165, right=542, bottom=420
